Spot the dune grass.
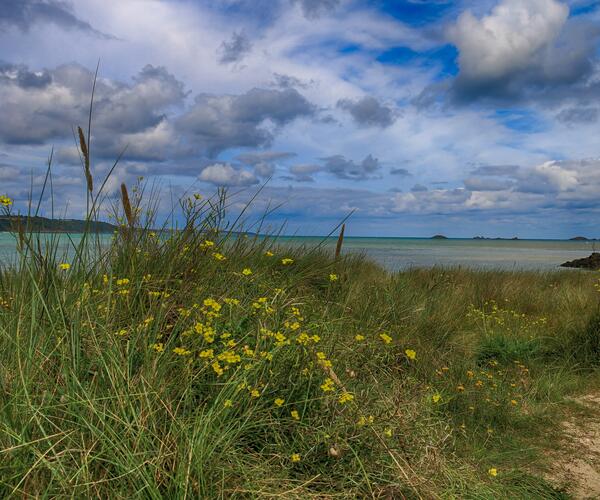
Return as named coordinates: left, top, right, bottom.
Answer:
left=0, top=190, right=599, bottom=498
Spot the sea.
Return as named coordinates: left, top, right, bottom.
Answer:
left=0, top=232, right=596, bottom=272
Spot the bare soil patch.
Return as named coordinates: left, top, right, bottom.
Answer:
left=547, top=394, right=600, bottom=499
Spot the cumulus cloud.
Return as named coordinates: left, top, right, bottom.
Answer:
left=556, top=107, right=599, bottom=125
left=337, top=96, right=396, bottom=127
left=386, top=158, right=600, bottom=217
left=0, top=62, right=316, bottom=165
left=199, top=163, right=259, bottom=186
left=0, top=164, right=21, bottom=180
left=0, top=0, right=113, bottom=38
left=470, top=165, right=520, bottom=176
left=0, top=63, right=187, bottom=157
left=236, top=151, right=297, bottom=177
left=320, top=154, right=381, bottom=180
left=445, top=0, right=600, bottom=103
left=463, top=176, right=516, bottom=191
left=218, top=32, right=252, bottom=64
left=271, top=73, right=312, bottom=90
left=392, top=188, right=471, bottom=214
left=176, top=88, right=315, bottom=156
left=450, top=0, right=569, bottom=83
left=390, top=168, right=411, bottom=176
left=287, top=163, right=322, bottom=182
left=291, top=0, right=340, bottom=19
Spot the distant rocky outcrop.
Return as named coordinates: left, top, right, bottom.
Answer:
left=569, top=236, right=597, bottom=241
left=431, top=234, right=447, bottom=239
left=560, top=253, right=600, bottom=270
left=473, top=236, right=519, bottom=240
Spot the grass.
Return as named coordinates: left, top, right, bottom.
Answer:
left=0, top=189, right=599, bottom=499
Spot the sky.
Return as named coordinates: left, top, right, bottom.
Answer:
left=1, top=0, right=600, bottom=238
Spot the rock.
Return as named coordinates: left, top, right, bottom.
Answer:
left=570, top=236, right=590, bottom=241
left=560, top=253, right=600, bottom=270
left=431, top=234, right=448, bottom=239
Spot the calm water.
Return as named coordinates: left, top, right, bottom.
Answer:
left=278, top=236, right=597, bottom=272
left=0, top=232, right=596, bottom=272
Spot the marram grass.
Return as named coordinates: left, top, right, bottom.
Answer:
left=0, top=192, right=599, bottom=498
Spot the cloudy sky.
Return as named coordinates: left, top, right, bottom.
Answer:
left=1, top=0, right=600, bottom=238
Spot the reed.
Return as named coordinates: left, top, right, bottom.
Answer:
left=78, top=126, right=93, bottom=194
left=120, top=182, right=134, bottom=228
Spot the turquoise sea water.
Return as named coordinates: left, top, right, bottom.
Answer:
left=0, top=232, right=596, bottom=272
left=277, top=236, right=596, bottom=271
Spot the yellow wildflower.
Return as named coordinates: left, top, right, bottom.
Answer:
left=379, top=333, right=392, bottom=344
left=115, top=329, right=128, bottom=336
left=212, top=361, right=224, bottom=376
left=510, top=399, right=518, bottom=406
left=457, top=385, right=465, bottom=392
left=274, top=398, right=285, bottom=407
left=242, top=268, right=252, bottom=276
left=488, top=468, right=498, bottom=477
left=265, top=251, right=274, bottom=257
left=338, top=392, right=354, bottom=404
left=0, top=195, right=12, bottom=207
left=223, top=399, right=233, bottom=408
left=320, top=378, right=335, bottom=392
left=355, top=334, right=365, bottom=341
left=116, top=278, right=130, bottom=286
left=173, top=347, right=191, bottom=356
left=405, top=349, right=416, bottom=360
left=329, top=273, right=338, bottom=281
left=291, top=453, right=301, bottom=462
left=212, top=252, right=226, bottom=261
left=250, top=388, right=260, bottom=398
left=432, top=393, right=442, bottom=403
left=291, top=410, right=300, bottom=420
left=357, top=415, right=375, bottom=426
left=151, top=342, right=164, bottom=353
left=281, top=258, right=294, bottom=265
left=58, top=263, right=71, bottom=271
left=218, top=350, right=241, bottom=364
left=199, top=349, right=214, bottom=359
left=203, top=297, right=222, bottom=311
left=384, top=428, right=393, bottom=437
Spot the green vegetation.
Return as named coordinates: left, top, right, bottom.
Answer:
left=0, top=187, right=599, bottom=498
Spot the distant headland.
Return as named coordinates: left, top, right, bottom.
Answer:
left=0, top=216, right=116, bottom=233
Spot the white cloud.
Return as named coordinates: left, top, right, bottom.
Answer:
left=199, top=163, right=258, bottom=186
left=449, top=0, right=569, bottom=81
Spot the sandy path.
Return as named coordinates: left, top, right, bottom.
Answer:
left=547, top=394, right=600, bottom=499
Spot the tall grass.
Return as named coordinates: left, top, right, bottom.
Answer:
left=0, top=183, right=599, bottom=498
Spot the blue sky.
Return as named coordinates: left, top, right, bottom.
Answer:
left=1, top=0, right=600, bottom=238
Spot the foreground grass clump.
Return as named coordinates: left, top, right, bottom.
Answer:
left=0, top=194, right=599, bottom=498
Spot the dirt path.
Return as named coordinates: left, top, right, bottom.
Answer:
left=546, top=394, right=600, bottom=499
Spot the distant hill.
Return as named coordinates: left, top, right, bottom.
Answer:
left=569, top=236, right=598, bottom=241
left=431, top=234, right=447, bottom=239
left=0, top=216, right=117, bottom=233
